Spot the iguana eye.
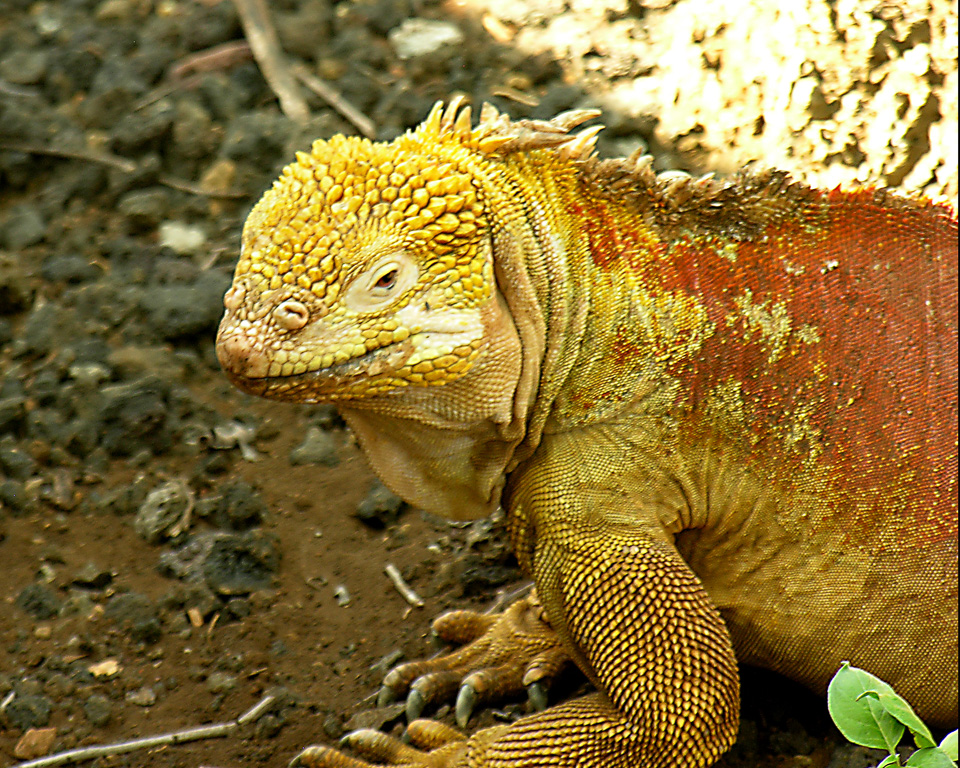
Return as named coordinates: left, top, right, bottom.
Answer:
left=373, top=268, right=399, bottom=291
left=344, top=253, right=418, bottom=312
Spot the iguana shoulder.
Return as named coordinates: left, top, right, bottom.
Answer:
left=217, top=99, right=958, bottom=768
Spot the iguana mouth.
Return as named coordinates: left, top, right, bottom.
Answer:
left=222, top=336, right=415, bottom=402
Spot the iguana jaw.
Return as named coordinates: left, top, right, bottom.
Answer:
left=216, top=294, right=486, bottom=404
left=218, top=332, right=412, bottom=402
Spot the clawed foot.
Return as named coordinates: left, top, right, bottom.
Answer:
left=291, top=719, right=472, bottom=767
left=377, top=589, right=569, bottom=727
left=294, top=590, right=570, bottom=766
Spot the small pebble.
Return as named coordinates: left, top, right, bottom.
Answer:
left=125, top=686, right=157, bottom=707
left=4, top=694, right=52, bottom=730
left=333, top=584, right=351, bottom=607
left=289, top=426, right=339, bottom=467
left=83, top=693, right=113, bottom=727
left=158, top=222, right=207, bottom=255
left=33, top=624, right=52, bottom=639
left=205, top=671, right=238, bottom=694
left=14, top=727, right=57, bottom=760
left=388, top=18, right=464, bottom=60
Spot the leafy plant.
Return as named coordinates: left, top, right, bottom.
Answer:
left=828, top=662, right=958, bottom=768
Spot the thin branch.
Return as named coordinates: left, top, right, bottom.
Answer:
left=486, top=581, right=534, bottom=614
left=168, top=40, right=254, bottom=81
left=134, top=41, right=255, bottom=110
left=384, top=562, right=425, bottom=608
left=157, top=173, right=248, bottom=199
left=0, top=79, right=39, bottom=98
left=12, top=695, right=276, bottom=768
left=231, top=0, right=309, bottom=123
left=0, top=142, right=137, bottom=173
left=0, top=142, right=248, bottom=199
left=236, top=694, right=276, bottom=725
left=133, top=73, right=205, bottom=111
left=292, top=64, right=376, bottom=139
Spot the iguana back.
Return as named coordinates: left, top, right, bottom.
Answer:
left=528, top=167, right=958, bottom=720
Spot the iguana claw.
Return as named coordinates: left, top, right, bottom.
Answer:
left=406, top=687, right=425, bottom=721
left=527, top=681, right=548, bottom=712
left=377, top=684, right=397, bottom=707
left=455, top=683, right=477, bottom=728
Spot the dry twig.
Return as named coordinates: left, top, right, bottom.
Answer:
left=0, top=141, right=247, bottom=199
left=0, top=79, right=39, bottom=98
left=231, top=0, right=309, bottom=123
left=135, top=42, right=254, bottom=112
left=168, top=40, right=254, bottom=81
left=292, top=64, right=376, bottom=139
left=384, top=562, right=425, bottom=608
left=0, top=141, right=137, bottom=173
left=486, top=581, right=534, bottom=614
left=157, top=173, right=248, bottom=199
left=12, top=695, right=276, bottom=768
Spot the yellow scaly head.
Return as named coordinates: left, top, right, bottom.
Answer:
left=216, top=101, right=505, bottom=403
left=217, top=98, right=603, bottom=405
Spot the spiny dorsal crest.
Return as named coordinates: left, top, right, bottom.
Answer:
left=411, top=95, right=604, bottom=160
left=412, top=99, right=722, bottom=211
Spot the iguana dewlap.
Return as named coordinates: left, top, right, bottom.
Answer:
left=216, top=99, right=958, bottom=767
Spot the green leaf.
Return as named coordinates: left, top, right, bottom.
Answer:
left=877, top=755, right=902, bottom=767
left=872, top=690, right=936, bottom=748
left=904, top=747, right=957, bottom=768
left=828, top=663, right=904, bottom=751
left=940, top=731, right=958, bottom=761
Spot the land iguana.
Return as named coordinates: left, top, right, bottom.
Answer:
left=216, top=99, right=959, bottom=768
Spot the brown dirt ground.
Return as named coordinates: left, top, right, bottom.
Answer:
left=1, top=0, right=955, bottom=766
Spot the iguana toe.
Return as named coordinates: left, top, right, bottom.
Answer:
left=291, top=744, right=367, bottom=767
left=431, top=609, right=499, bottom=645
left=407, top=670, right=461, bottom=718
left=294, top=722, right=470, bottom=768
left=456, top=663, right=543, bottom=726
left=342, top=729, right=422, bottom=762
left=406, top=719, right=467, bottom=748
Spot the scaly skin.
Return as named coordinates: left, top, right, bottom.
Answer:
left=216, top=100, right=958, bottom=767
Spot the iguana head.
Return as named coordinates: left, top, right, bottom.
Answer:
left=217, top=102, right=496, bottom=403
left=216, top=98, right=600, bottom=406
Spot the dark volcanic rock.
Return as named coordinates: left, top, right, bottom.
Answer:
left=15, top=583, right=62, bottom=620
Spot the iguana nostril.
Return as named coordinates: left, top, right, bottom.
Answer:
left=275, top=299, right=308, bottom=330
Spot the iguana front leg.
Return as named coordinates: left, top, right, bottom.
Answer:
left=496, top=441, right=741, bottom=767
left=296, top=436, right=740, bottom=768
